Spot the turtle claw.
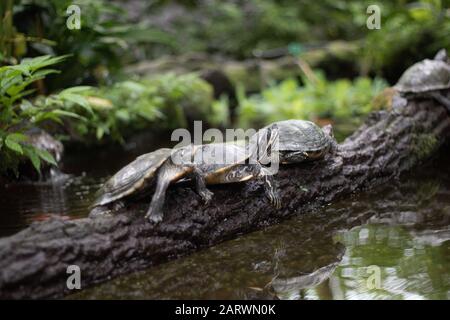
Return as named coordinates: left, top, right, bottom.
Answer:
left=89, top=206, right=112, bottom=218
left=145, top=205, right=164, bottom=224
left=274, top=196, right=282, bottom=209
left=146, top=211, right=163, bottom=224
left=199, top=189, right=214, bottom=204
left=267, top=191, right=282, bottom=209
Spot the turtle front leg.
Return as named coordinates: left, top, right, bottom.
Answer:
left=191, top=168, right=214, bottom=204
left=429, top=92, right=450, bottom=113
left=259, top=166, right=281, bottom=209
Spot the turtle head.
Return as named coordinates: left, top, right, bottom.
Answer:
left=321, top=124, right=334, bottom=140
left=434, top=49, right=449, bottom=63
left=321, top=124, right=338, bottom=152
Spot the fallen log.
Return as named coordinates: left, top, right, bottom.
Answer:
left=0, top=95, right=449, bottom=299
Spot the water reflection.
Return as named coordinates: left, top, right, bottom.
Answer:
left=0, top=133, right=173, bottom=237
left=69, top=149, right=450, bottom=300
left=333, top=225, right=450, bottom=300
left=0, top=175, right=103, bottom=237
left=271, top=256, right=343, bottom=300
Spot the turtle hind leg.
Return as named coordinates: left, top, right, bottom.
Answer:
left=429, top=92, right=450, bottom=113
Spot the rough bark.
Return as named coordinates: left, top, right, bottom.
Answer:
left=0, top=97, right=449, bottom=299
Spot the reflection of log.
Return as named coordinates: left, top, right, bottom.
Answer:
left=271, top=260, right=342, bottom=295
left=0, top=93, right=450, bottom=298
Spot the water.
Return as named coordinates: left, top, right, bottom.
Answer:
left=0, top=131, right=172, bottom=237
left=1, top=141, right=449, bottom=299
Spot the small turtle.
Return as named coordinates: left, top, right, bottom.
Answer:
left=254, top=120, right=333, bottom=164
left=89, top=148, right=176, bottom=216
left=394, top=49, right=450, bottom=111
left=90, top=127, right=280, bottom=223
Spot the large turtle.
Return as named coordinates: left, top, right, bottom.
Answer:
left=90, top=126, right=280, bottom=223
left=254, top=120, right=333, bottom=164
left=394, top=49, right=450, bottom=111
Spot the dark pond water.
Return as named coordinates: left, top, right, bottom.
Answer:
left=1, top=138, right=449, bottom=299
left=0, top=132, right=173, bottom=237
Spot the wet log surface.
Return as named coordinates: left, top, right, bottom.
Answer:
left=0, top=96, right=449, bottom=299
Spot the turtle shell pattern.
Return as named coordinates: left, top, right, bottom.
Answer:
left=395, top=59, right=450, bottom=93
left=268, top=120, right=329, bottom=153
left=93, top=148, right=172, bottom=207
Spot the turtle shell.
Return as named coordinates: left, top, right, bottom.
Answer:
left=196, top=142, right=253, bottom=184
left=92, top=148, right=172, bottom=207
left=267, top=120, right=329, bottom=152
left=394, top=59, right=450, bottom=93
left=194, top=142, right=250, bottom=182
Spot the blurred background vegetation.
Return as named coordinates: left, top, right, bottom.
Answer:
left=0, top=0, right=449, bottom=176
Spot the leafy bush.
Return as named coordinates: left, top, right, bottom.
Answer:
left=145, top=0, right=449, bottom=79
left=53, top=73, right=216, bottom=144
left=361, top=0, right=450, bottom=79
left=0, top=54, right=219, bottom=177
left=0, top=55, right=84, bottom=175
left=216, top=72, right=387, bottom=140
left=2, top=0, right=175, bottom=89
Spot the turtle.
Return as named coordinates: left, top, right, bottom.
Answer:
left=253, top=119, right=333, bottom=164
left=89, top=148, right=175, bottom=217
left=90, top=126, right=280, bottom=223
left=393, top=49, right=450, bottom=112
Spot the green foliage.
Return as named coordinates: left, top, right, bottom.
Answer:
left=55, top=73, right=216, bottom=144
left=146, top=0, right=449, bottom=78
left=4, top=0, right=450, bottom=90
left=218, top=72, right=387, bottom=140
left=362, top=0, right=450, bottom=76
left=0, top=55, right=84, bottom=175
left=0, top=0, right=15, bottom=61
left=6, top=0, right=176, bottom=89
left=145, top=73, right=216, bottom=128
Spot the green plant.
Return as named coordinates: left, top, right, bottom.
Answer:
left=217, top=72, right=387, bottom=140
left=0, top=0, right=15, bottom=61
left=7, top=0, right=176, bottom=90
left=56, top=73, right=217, bottom=144
left=361, top=0, right=450, bottom=78
left=0, top=55, right=84, bottom=175
left=144, top=0, right=449, bottom=81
